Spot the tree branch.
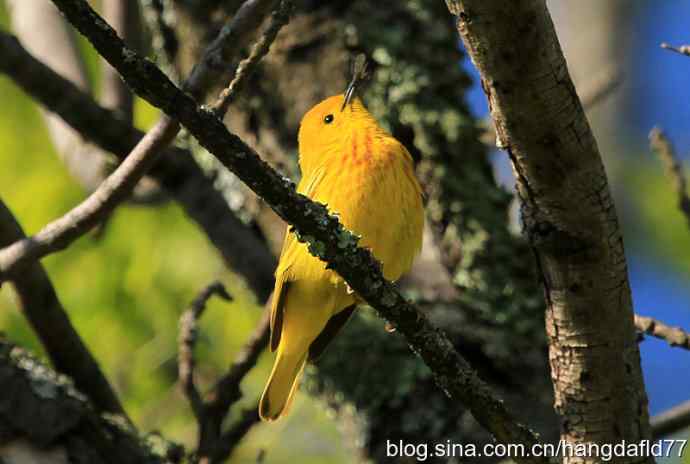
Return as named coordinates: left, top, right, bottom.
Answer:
left=183, top=0, right=279, bottom=100
left=0, top=199, right=126, bottom=418
left=649, top=127, right=690, bottom=228
left=213, top=0, right=293, bottom=115
left=0, top=117, right=179, bottom=282
left=446, top=0, right=652, bottom=461
left=48, top=1, right=548, bottom=460
left=0, top=30, right=276, bottom=301
left=178, top=281, right=233, bottom=421
left=660, top=42, right=690, bottom=57
left=651, top=399, right=690, bottom=439
left=635, top=314, right=690, bottom=351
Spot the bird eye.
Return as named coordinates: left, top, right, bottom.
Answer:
left=324, top=114, right=334, bottom=124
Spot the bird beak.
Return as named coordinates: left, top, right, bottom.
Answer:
left=341, top=78, right=357, bottom=112
left=341, top=54, right=368, bottom=112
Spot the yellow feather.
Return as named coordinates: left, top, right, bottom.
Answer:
left=259, top=95, right=424, bottom=421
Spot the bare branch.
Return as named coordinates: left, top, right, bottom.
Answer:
left=649, top=127, right=690, bottom=228
left=49, top=1, right=548, bottom=459
left=184, top=0, right=280, bottom=100
left=178, top=281, right=233, bottom=421
left=651, top=399, right=690, bottom=439
left=1, top=0, right=286, bottom=285
left=0, top=30, right=276, bottom=300
left=661, top=42, right=690, bottom=57
left=635, top=314, right=690, bottom=351
left=213, top=0, right=293, bottom=115
left=0, top=118, right=179, bottom=282
left=0, top=199, right=126, bottom=418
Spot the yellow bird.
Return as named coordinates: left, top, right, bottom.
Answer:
left=259, top=80, right=424, bottom=421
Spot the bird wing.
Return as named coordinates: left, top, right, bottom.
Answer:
left=269, top=166, right=327, bottom=352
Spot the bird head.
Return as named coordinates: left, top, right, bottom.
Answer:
left=297, top=56, right=374, bottom=175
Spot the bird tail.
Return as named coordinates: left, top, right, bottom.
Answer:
left=259, top=348, right=307, bottom=421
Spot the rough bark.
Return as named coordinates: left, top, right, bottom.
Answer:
left=446, top=0, right=652, bottom=461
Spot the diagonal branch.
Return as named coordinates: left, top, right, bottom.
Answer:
left=213, top=1, right=293, bottom=116
left=649, top=127, right=690, bottom=228
left=0, top=26, right=276, bottom=300
left=635, top=314, right=690, bottom=351
left=661, top=42, right=690, bottom=57
left=0, top=199, right=127, bottom=418
left=48, top=1, right=548, bottom=460
left=0, top=117, right=179, bottom=282
left=651, top=399, right=690, bottom=439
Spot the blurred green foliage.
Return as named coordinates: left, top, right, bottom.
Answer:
left=0, top=4, right=348, bottom=462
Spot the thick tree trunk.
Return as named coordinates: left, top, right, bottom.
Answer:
left=446, top=1, right=652, bottom=462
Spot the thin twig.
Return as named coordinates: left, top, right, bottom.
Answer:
left=649, top=127, right=690, bottom=228
left=178, top=281, right=233, bottom=420
left=0, top=199, right=127, bottom=418
left=635, top=314, right=690, bottom=351
left=212, top=0, right=293, bottom=116
left=651, top=399, right=690, bottom=439
left=0, top=118, right=179, bottom=282
left=184, top=0, right=279, bottom=99
left=50, top=1, right=548, bottom=460
left=661, top=42, right=690, bottom=57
